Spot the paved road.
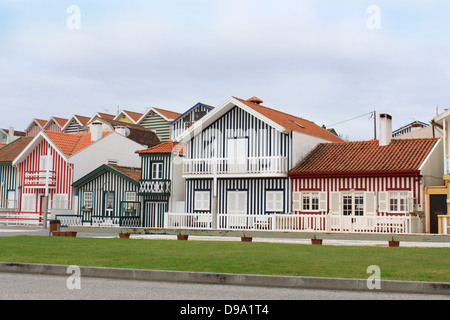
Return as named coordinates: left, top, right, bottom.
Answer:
left=0, top=272, right=448, bottom=301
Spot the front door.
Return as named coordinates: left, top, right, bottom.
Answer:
left=226, top=191, right=248, bottom=228
left=104, top=192, right=114, bottom=217
left=144, top=201, right=167, bottom=228
left=430, top=194, right=447, bottom=234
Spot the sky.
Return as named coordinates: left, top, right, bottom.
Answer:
left=1, top=0, right=450, bottom=141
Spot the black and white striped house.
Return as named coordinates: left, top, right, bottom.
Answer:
left=136, top=141, right=185, bottom=228
left=171, top=103, right=214, bottom=141
left=67, top=164, right=142, bottom=227
left=172, top=96, right=343, bottom=229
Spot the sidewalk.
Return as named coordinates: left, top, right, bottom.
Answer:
left=1, top=225, right=450, bottom=247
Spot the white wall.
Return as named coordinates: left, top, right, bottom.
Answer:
left=69, top=132, right=144, bottom=182
left=291, top=131, right=332, bottom=168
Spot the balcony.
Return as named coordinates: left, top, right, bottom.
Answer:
left=139, top=179, right=171, bottom=195
left=183, top=156, right=289, bottom=176
left=24, top=171, right=57, bottom=189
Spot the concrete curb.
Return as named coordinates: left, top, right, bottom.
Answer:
left=0, top=262, right=449, bottom=296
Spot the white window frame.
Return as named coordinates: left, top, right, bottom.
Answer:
left=266, top=190, right=284, bottom=213
left=83, top=192, right=93, bottom=209
left=194, top=191, right=210, bottom=212
left=152, top=162, right=164, bottom=180
left=22, top=194, right=36, bottom=212
left=389, top=192, right=409, bottom=213
left=52, top=194, right=69, bottom=210
left=125, top=192, right=137, bottom=202
left=342, top=192, right=365, bottom=216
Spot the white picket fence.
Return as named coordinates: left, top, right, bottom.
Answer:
left=164, top=213, right=418, bottom=234
left=0, top=212, right=45, bottom=226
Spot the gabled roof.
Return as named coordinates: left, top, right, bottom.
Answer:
left=24, top=118, right=47, bottom=132
left=138, top=107, right=183, bottom=124
left=0, top=128, right=26, bottom=137
left=136, top=140, right=185, bottom=155
left=72, top=164, right=141, bottom=187
left=44, top=130, right=100, bottom=157
left=61, top=115, right=91, bottom=131
left=0, top=137, right=34, bottom=163
left=87, top=117, right=161, bottom=148
left=289, top=138, right=440, bottom=177
left=114, top=110, right=144, bottom=124
left=176, top=96, right=344, bottom=143
left=171, top=102, right=214, bottom=124
left=43, top=117, right=69, bottom=130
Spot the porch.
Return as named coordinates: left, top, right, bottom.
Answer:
left=163, top=213, right=421, bottom=234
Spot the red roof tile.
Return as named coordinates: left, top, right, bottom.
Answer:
left=0, top=137, right=34, bottom=163
left=108, top=164, right=141, bottom=182
left=289, top=138, right=439, bottom=176
left=234, top=97, right=344, bottom=143
left=153, top=108, right=182, bottom=120
left=136, top=141, right=185, bottom=154
left=44, top=131, right=103, bottom=157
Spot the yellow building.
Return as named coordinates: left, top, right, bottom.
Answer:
left=424, top=111, right=450, bottom=234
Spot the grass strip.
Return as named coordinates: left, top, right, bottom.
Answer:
left=0, top=236, right=448, bottom=282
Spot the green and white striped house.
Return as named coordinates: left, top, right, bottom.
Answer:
left=138, top=107, right=182, bottom=143
left=136, top=141, right=185, bottom=228
left=70, top=164, right=142, bottom=226
left=0, top=137, right=33, bottom=211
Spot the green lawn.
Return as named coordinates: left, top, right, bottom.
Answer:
left=0, top=236, right=449, bottom=282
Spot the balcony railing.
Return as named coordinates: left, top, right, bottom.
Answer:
left=24, top=171, right=57, bottom=188
left=139, top=180, right=171, bottom=195
left=183, top=156, right=289, bottom=175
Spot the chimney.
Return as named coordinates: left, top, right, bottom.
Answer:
left=7, top=127, right=15, bottom=144
left=114, top=125, right=130, bottom=137
left=379, top=113, right=392, bottom=146
left=90, top=122, right=103, bottom=142
left=247, top=97, right=263, bottom=105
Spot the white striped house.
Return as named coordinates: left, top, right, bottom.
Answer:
left=138, top=107, right=182, bottom=143
left=25, top=119, right=47, bottom=137
left=171, top=103, right=214, bottom=141
left=62, top=115, right=91, bottom=133
left=289, top=117, right=442, bottom=234
left=71, top=164, right=141, bottom=225
left=136, top=141, right=185, bottom=227
left=175, top=96, right=343, bottom=227
left=43, top=117, right=69, bottom=133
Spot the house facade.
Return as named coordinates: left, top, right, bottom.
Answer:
left=62, top=115, right=91, bottom=133
left=11, top=126, right=156, bottom=223
left=70, top=164, right=141, bottom=227
left=289, top=114, right=443, bottom=234
left=0, top=137, right=33, bottom=215
left=138, top=107, right=182, bottom=143
left=136, top=141, right=185, bottom=228
left=172, top=96, right=343, bottom=229
left=43, top=117, right=69, bottom=133
left=25, top=119, right=47, bottom=137
left=171, top=103, right=214, bottom=141
left=424, top=110, right=450, bottom=234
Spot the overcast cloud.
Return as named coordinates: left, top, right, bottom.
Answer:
left=1, top=0, right=450, bottom=141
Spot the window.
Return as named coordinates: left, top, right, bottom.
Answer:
left=194, top=191, right=210, bottom=211
left=53, top=194, right=69, bottom=210
left=22, top=194, right=36, bottom=212
left=342, top=193, right=364, bottom=216
left=39, top=155, right=53, bottom=171
left=390, top=192, right=409, bottom=212
left=83, top=192, right=93, bottom=209
left=194, top=111, right=206, bottom=121
left=266, top=191, right=284, bottom=213
left=125, top=192, right=136, bottom=202
left=152, top=163, right=163, bottom=180
left=302, top=192, right=319, bottom=211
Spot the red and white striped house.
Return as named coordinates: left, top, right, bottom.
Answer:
left=11, top=126, right=160, bottom=224
left=288, top=114, right=443, bottom=234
